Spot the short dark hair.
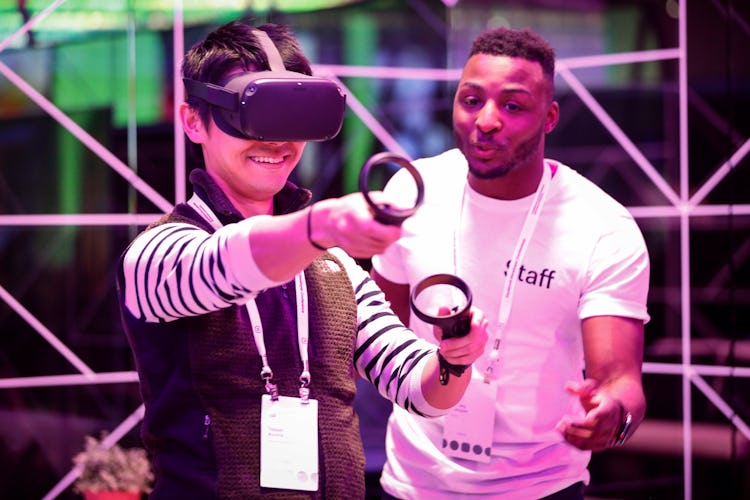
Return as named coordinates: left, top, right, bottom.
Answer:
left=469, top=27, right=556, bottom=83
left=182, top=21, right=313, bottom=126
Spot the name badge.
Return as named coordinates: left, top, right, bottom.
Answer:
left=442, top=375, right=495, bottom=463
left=260, top=394, right=319, bottom=491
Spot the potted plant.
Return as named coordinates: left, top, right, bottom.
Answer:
left=72, top=432, right=154, bottom=500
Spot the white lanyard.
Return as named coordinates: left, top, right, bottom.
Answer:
left=187, top=194, right=312, bottom=402
left=455, top=163, right=552, bottom=383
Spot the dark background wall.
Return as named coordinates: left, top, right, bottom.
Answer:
left=0, top=1, right=748, bottom=498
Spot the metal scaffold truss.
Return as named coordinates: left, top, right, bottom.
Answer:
left=0, top=1, right=747, bottom=499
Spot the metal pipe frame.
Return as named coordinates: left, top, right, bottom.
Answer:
left=0, top=1, right=747, bottom=499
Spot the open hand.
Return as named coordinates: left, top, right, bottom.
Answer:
left=555, top=379, right=623, bottom=451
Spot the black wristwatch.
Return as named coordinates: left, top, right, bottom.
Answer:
left=610, top=401, right=634, bottom=447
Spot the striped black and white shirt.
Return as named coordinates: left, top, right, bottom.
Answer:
left=120, top=215, right=443, bottom=416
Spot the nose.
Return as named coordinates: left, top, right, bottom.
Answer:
left=475, top=102, right=501, bottom=133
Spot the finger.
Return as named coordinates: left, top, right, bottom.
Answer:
left=338, top=223, right=402, bottom=258
left=560, top=422, right=600, bottom=451
left=580, top=406, right=605, bottom=428
left=428, top=306, right=452, bottom=341
left=440, top=332, right=487, bottom=365
left=572, top=411, right=621, bottom=451
left=468, top=306, right=487, bottom=327
left=437, top=306, right=453, bottom=316
left=439, top=344, right=482, bottom=365
left=564, top=378, right=598, bottom=396
left=564, top=423, right=594, bottom=441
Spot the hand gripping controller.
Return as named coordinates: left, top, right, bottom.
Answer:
left=358, top=152, right=424, bottom=226
left=410, top=274, right=473, bottom=384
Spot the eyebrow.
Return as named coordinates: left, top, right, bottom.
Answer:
left=458, top=81, right=532, bottom=96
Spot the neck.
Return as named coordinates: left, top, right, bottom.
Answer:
left=468, top=160, right=545, bottom=200
left=232, top=196, right=274, bottom=218
left=207, top=176, right=274, bottom=218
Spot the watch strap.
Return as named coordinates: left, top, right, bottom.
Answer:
left=610, top=400, right=634, bottom=447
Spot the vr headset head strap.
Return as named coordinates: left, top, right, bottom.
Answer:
left=251, top=29, right=287, bottom=72
left=183, top=78, right=237, bottom=110
left=182, top=29, right=287, bottom=112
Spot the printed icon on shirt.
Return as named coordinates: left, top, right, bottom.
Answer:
left=442, top=438, right=490, bottom=458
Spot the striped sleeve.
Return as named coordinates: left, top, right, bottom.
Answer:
left=121, top=218, right=278, bottom=323
left=329, top=248, right=447, bottom=417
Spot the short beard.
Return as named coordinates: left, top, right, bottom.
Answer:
left=462, top=125, right=544, bottom=180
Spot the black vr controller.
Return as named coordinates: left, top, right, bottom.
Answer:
left=358, top=152, right=424, bottom=226
left=410, top=274, right=473, bottom=385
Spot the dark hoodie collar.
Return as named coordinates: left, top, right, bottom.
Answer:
left=188, top=168, right=313, bottom=226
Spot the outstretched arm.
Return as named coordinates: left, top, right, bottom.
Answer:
left=557, top=315, right=646, bottom=451
left=250, top=193, right=403, bottom=282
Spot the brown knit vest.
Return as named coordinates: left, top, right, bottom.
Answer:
left=190, top=252, right=365, bottom=499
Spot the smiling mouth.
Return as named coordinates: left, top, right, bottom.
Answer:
left=250, top=155, right=285, bottom=165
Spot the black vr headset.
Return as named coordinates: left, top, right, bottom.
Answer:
left=183, top=30, right=346, bottom=142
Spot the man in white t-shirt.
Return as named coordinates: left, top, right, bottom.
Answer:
left=371, top=26, right=650, bottom=500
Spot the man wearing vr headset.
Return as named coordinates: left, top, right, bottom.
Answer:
left=115, top=20, right=488, bottom=499
left=371, top=27, right=650, bottom=499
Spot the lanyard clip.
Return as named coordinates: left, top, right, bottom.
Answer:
left=261, top=367, right=278, bottom=401
left=299, top=371, right=311, bottom=403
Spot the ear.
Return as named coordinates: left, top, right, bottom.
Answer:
left=544, top=100, right=560, bottom=134
left=180, top=102, right=207, bottom=144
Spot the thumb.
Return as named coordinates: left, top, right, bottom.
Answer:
left=564, top=378, right=598, bottom=396
left=432, top=306, right=452, bottom=341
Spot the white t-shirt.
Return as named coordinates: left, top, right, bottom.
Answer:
left=372, top=148, right=650, bottom=499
